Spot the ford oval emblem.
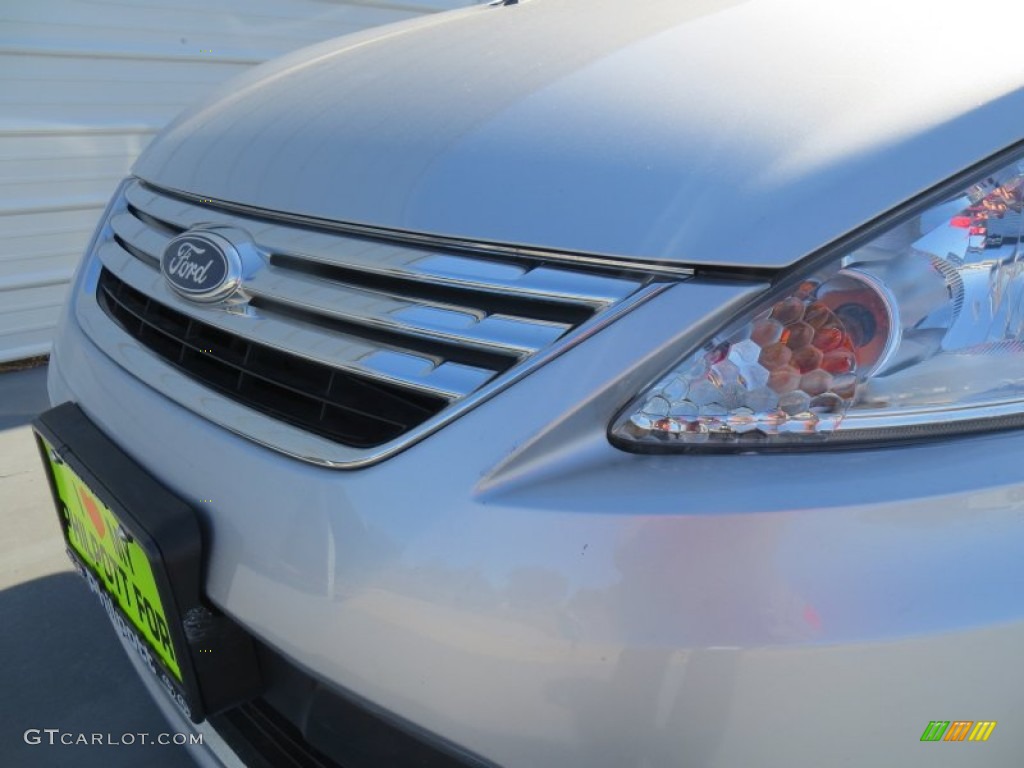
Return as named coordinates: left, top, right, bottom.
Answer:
left=161, top=231, right=243, bottom=302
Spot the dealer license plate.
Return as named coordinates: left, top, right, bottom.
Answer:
left=43, top=438, right=184, bottom=679
left=33, top=403, right=262, bottom=722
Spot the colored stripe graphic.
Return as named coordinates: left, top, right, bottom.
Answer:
left=921, top=720, right=997, bottom=742
left=944, top=722, right=972, bottom=742
left=969, top=722, right=997, bottom=742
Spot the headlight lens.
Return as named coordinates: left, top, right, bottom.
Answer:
left=612, top=150, right=1024, bottom=450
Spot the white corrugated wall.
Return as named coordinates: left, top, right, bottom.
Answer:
left=0, top=0, right=479, bottom=363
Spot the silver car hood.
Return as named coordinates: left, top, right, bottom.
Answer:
left=133, top=0, right=1024, bottom=269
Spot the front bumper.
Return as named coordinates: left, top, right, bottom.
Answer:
left=48, top=274, right=1024, bottom=767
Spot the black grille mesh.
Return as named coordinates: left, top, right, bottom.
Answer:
left=97, top=269, right=447, bottom=449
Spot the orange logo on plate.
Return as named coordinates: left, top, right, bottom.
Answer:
left=77, top=486, right=105, bottom=539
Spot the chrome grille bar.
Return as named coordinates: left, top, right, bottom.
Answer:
left=110, top=208, right=572, bottom=358
left=77, top=178, right=672, bottom=466
left=96, top=240, right=493, bottom=399
left=123, top=181, right=642, bottom=306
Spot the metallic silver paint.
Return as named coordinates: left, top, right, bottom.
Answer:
left=48, top=277, right=1024, bottom=766
left=133, top=0, right=1024, bottom=269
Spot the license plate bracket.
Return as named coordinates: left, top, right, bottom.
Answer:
left=33, top=402, right=262, bottom=722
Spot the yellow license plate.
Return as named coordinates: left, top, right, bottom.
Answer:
left=41, top=437, right=182, bottom=681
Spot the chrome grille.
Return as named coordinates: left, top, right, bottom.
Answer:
left=78, top=178, right=671, bottom=466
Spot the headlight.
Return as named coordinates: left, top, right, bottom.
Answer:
left=611, top=148, right=1024, bottom=451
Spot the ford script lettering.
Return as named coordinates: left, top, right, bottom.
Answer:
left=160, top=231, right=241, bottom=302
left=167, top=242, right=213, bottom=285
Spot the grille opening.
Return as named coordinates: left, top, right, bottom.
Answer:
left=247, top=345, right=333, bottom=396
left=103, top=287, right=142, bottom=336
left=138, top=320, right=184, bottom=364
left=181, top=345, right=239, bottom=388
left=325, top=370, right=438, bottom=425
left=185, top=320, right=249, bottom=367
left=97, top=269, right=448, bottom=449
left=269, top=253, right=598, bottom=327
left=319, top=403, right=404, bottom=445
left=237, top=374, right=325, bottom=425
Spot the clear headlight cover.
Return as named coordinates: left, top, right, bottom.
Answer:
left=612, top=151, right=1024, bottom=450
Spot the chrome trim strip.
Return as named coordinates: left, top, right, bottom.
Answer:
left=125, top=180, right=671, bottom=295
left=96, top=241, right=492, bottom=400
left=245, top=269, right=569, bottom=357
left=837, top=398, right=1024, bottom=432
left=110, top=206, right=573, bottom=357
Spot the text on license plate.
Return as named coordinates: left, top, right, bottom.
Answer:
left=43, top=440, right=181, bottom=680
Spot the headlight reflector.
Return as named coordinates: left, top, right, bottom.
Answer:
left=612, top=151, right=1024, bottom=450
